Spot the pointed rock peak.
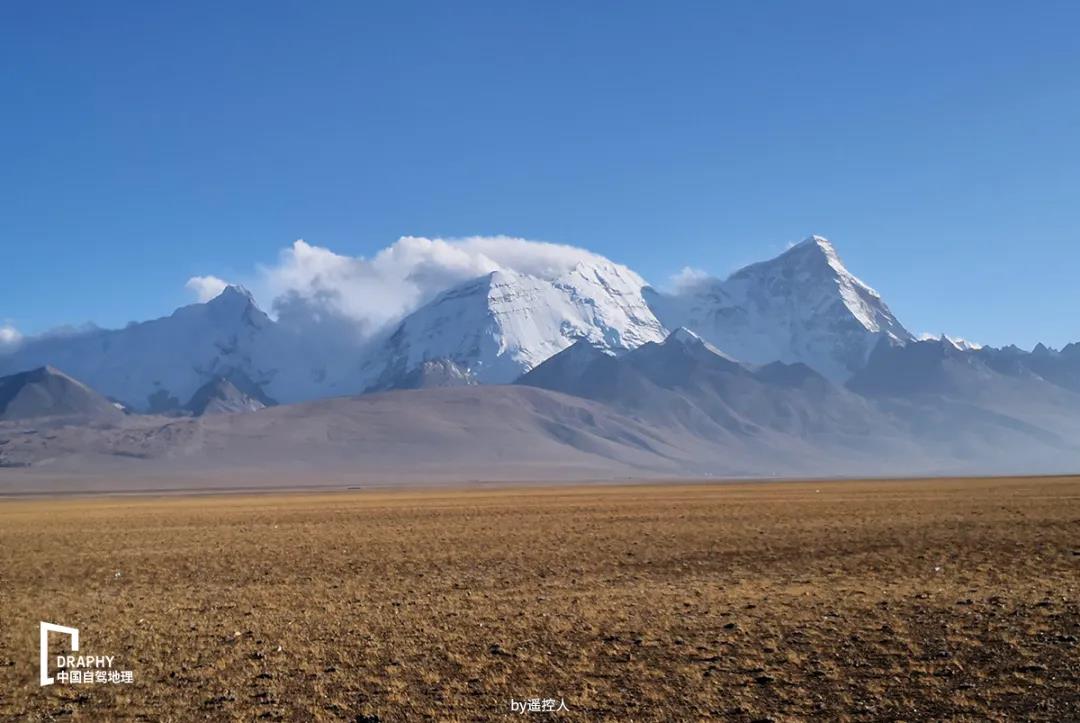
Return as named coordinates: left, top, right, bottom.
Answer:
left=209, top=284, right=256, bottom=306
left=200, top=284, right=271, bottom=326
left=27, top=365, right=92, bottom=389
left=733, top=234, right=853, bottom=283
left=185, top=373, right=270, bottom=416
left=792, top=234, right=836, bottom=254
left=777, top=234, right=850, bottom=271
left=775, top=234, right=837, bottom=262
left=753, top=360, right=827, bottom=387
left=0, top=365, right=121, bottom=422
left=1032, top=342, right=1054, bottom=356
left=526, top=339, right=613, bottom=374
left=566, top=337, right=607, bottom=351
left=666, top=327, right=705, bottom=345
left=912, top=335, right=970, bottom=358
left=560, top=338, right=616, bottom=361
left=943, top=335, right=982, bottom=351
left=663, top=327, right=735, bottom=360
left=928, top=332, right=989, bottom=352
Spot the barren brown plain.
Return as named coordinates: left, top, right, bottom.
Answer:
left=1, top=476, right=1078, bottom=721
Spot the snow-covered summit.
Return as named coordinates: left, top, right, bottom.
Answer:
left=361, top=258, right=668, bottom=390
left=0, top=234, right=930, bottom=405
left=0, top=285, right=346, bottom=411
left=647, top=235, right=912, bottom=380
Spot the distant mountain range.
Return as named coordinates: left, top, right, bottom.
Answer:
left=0, top=236, right=920, bottom=409
left=2, top=235, right=1078, bottom=490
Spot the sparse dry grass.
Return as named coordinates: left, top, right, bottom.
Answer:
left=1, top=477, right=1078, bottom=721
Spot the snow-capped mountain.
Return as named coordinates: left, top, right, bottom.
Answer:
left=647, top=236, right=912, bottom=381
left=0, top=286, right=351, bottom=411
left=360, top=260, right=668, bottom=390
left=0, top=235, right=974, bottom=411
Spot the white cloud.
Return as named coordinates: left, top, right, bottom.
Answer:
left=185, top=275, right=230, bottom=302
left=251, top=236, right=622, bottom=336
left=0, top=324, right=22, bottom=353
left=669, top=266, right=711, bottom=292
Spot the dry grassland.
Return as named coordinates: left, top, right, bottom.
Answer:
left=0, top=476, right=1078, bottom=721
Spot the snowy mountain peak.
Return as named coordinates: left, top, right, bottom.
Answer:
left=945, top=335, right=983, bottom=351
left=919, top=333, right=984, bottom=352
left=210, top=284, right=256, bottom=306
left=202, top=284, right=263, bottom=317
left=361, top=257, right=668, bottom=390
left=749, top=235, right=891, bottom=328
left=791, top=234, right=836, bottom=253
left=647, top=236, right=912, bottom=380
left=0, top=281, right=332, bottom=411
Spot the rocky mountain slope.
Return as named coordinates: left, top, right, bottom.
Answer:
left=0, top=366, right=123, bottom=424
left=185, top=374, right=274, bottom=416
left=521, top=329, right=1080, bottom=477
left=0, top=385, right=734, bottom=490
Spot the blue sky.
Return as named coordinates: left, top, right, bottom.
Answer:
left=2, top=1, right=1078, bottom=348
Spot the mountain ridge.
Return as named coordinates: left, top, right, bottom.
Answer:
left=0, top=235, right=1071, bottom=416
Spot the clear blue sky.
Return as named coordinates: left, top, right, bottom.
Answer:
left=2, top=1, right=1078, bottom=348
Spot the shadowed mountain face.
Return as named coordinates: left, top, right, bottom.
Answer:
left=0, top=385, right=746, bottom=489
left=0, top=366, right=123, bottom=423
left=975, top=342, right=1080, bottom=393
left=2, top=334, right=1080, bottom=490
left=850, top=337, right=1080, bottom=415
left=848, top=337, right=989, bottom=397
left=846, top=337, right=1080, bottom=466
left=519, top=329, right=892, bottom=441
left=185, top=372, right=276, bottom=416
left=520, top=330, right=1080, bottom=477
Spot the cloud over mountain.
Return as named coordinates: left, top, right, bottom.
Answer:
left=206, top=236, right=630, bottom=338
left=0, top=324, right=21, bottom=352
left=185, top=275, right=230, bottom=303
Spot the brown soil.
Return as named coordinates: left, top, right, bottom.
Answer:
left=1, top=476, right=1078, bottom=721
